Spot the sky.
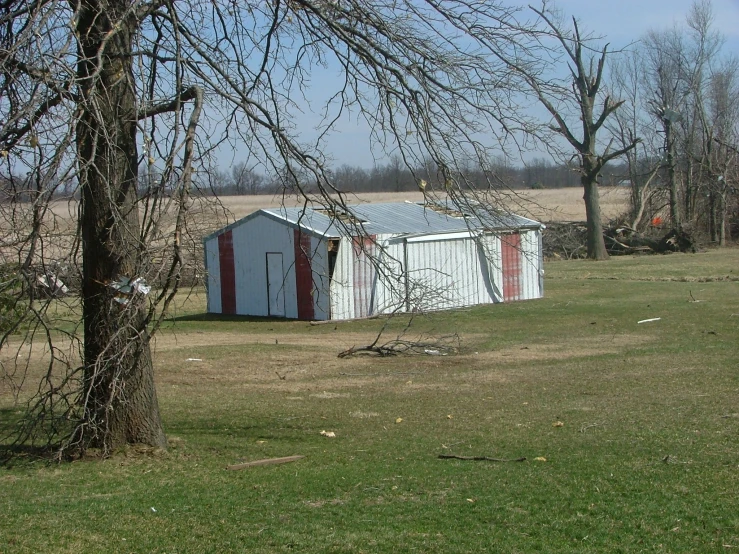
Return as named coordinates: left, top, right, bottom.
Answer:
left=553, top=0, right=739, bottom=44
left=223, top=0, right=739, bottom=172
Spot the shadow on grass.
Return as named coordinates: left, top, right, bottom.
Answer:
left=0, top=444, right=61, bottom=468
left=0, top=408, right=67, bottom=467
left=166, top=313, right=297, bottom=324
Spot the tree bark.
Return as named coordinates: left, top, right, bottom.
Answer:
left=582, top=172, right=609, bottom=260
left=75, top=0, right=166, bottom=453
left=665, top=119, right=682, bottom=230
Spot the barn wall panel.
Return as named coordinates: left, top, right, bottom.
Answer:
left=405, top=236, right=484, bottom=311
left=329, top=238, right=355, bottom=320
left=204, top=237, right=222, bottom=313
left=370, top=233, right=509, bottom=316
left=231, top=216, right=298, bottom=318
left=501, top=232, right=522, bottom=302
left=371, top=237, right=405, bottom=315
left=310, top=237, right=331, bottom=321
left=519, top=230, right=544, bottom=300
left=352, top=236, right=377, bottom=318
left=293, top=230, right=315, bottom=320
left=218, top=231, right=237, bottom=314
left=478, top=234, right=503, bottom=303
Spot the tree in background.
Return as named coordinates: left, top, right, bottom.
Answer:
left=609, top=0, right=737, bottom=242
left=519, top=5, right=638, bottom=260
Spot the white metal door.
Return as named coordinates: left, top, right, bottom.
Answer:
left=266, top=252, right=286, bottom=317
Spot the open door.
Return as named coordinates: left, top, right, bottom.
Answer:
left=266, top=252, right=286, bottom=317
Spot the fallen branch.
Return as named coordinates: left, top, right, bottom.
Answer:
left=226, top=455, right=305, bottom=470
left=438, top=454, right=526, bottom=462
left=339, top=335, right=459, bottom=358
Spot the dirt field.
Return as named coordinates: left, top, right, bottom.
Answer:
left=212, top=187, right=629, bottom=224
left=6, top=187, right=626, bottom=270
left=38, top=187, right=627, bottom=239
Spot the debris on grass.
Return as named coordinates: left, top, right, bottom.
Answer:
left=533, top=457, right=547, bottom=462
left=395, top=417, right=403, bottom=424
left=109, top=275, right=151, bottom=305
left=552, top=421, right=564, bottom=428
left=580, top=423, right=600, bottom=433
left=638, top=317, right=661, bottom=324
left=438, top=454, right=527, bottom=462
left=227, top=455, right=306, bottom=470
left=320, top=430, right=336, bottom=438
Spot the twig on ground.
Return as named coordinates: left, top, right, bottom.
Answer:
left=438, top=454, right=527, bottom=462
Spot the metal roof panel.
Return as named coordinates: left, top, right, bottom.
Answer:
left=208, top=201, right=542, bottom=242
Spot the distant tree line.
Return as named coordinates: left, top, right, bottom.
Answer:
left=199, top=156, right=628, bottom=196
left=0, top=156, right=628, bottom=204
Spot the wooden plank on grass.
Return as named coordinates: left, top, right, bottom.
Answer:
left=227, top=455, right=305, bottom=470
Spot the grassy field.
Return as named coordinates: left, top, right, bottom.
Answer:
left=1, top=248, right=738, bottom=553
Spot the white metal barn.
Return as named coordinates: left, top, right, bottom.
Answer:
left=203, top=202, right=545, bottom=321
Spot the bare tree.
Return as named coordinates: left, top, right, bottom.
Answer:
left=609, top=48, right=666, bottom=231
left=517, top=5, right=639, bottom=260
left=636, top=0, right=731, bottom=238
left=702, top=62, right=739, bottom=244
left=230, top=162, right=264, bottom=195
left=0, top=0, right=544, bottom=459
left=642, top=27, right=691, bottom=229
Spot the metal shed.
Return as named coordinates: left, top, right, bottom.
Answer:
left=203, top=202, right=545, bottom=320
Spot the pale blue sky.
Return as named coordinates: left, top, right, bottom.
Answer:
left=552, top=0, right=739, bottom=46
left=221, top=0, right=739, bottom=172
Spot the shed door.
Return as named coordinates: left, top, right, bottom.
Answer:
left=501, top=233, right=522, bottom=302
left=266, top=252, right=286, bottom=317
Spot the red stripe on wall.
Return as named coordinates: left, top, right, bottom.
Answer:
left=294, top=230, right=314, bottom=320
left=218, top=230, right=236, bottom=314
left=501, top=232, right=522, bottom=302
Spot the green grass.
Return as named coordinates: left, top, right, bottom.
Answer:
left=2, top=249, right=739, bottom=553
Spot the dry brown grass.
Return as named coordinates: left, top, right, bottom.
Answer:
left=214, top=187, right=629, bottom=224
left=34, top=186, right=629, bottom=241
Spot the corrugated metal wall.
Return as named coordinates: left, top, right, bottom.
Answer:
left=366, top=230, right=541, bottom=317
left=519, top=229, right=544, bottom=301
left=205, top=216, right=543, bottom=320
left=328, top=235, right=379, bottom=320
left=204, top=235, right=222, bottom=313
left=206, top=215, right=331, bottom=320
left=309, top=235, right=331, bottom=321
left=401, top=234, right=500, bottom=311
left=328, top=237, right=354, bottom=320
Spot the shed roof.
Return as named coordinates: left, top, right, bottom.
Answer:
left=205, top=201, right=543, bottom=242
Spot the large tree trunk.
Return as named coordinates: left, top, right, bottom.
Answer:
left=75, top=0, right=166, bottom=454
left=665, top=119, right=682, bottom=230
left=582, top=175, right=609, bottom=260
left=718, top=191, right=727, bottom=246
